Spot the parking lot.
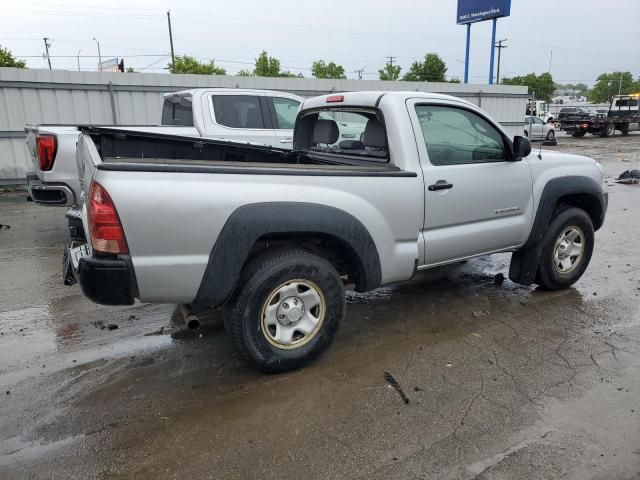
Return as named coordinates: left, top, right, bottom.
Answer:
left=1, top=133, right=639, bottom=479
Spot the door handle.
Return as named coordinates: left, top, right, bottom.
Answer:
left=428, top=181, right=454, bottom=191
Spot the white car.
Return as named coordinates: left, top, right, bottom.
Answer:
left=524, top=116, right=555, bottom=141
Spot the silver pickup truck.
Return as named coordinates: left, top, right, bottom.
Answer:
left=25, top=88, right=303, bottom=208
left=72, top=91, right=607, bottom=372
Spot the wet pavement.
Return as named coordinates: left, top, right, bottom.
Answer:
left=1, top=133, right=640, bottom=479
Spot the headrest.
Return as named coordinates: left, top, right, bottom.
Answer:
left=312, top=119, right=339, bottom=144
left=362, top=119, right=387, bottom=148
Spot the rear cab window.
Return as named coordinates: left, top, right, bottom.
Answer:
left=211, top=95, right=266, bottom=129
left=294, top=107, right=389, bottom=162
left=161, top=95, right=194, bottom=126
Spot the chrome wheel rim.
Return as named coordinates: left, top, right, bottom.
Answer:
left=547, top=130, right=555, bottom=140
left=553, top=226, right=585, bottom=274
left=260, top=279, right=326, bottom=349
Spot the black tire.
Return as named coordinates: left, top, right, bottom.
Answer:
left=600, top=123, right=615, bottom=138
left=536, top=207, right=594, bottom=290
left=620, top=126, right=629, bottom=135
left=524, top=130, right=529, bottom=138
left=571, top=131, right=586, bottom=138
left=546, top=129, right=555, bottom=141
left=224, top=248, right=345, bottom=372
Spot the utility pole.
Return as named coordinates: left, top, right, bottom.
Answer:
left=167, top=11, right=176, bottom=70
left=494, top=38, right=507, bottom=84
left=93, top=38, right=102, bottom=71
left=42, top=37, right=52, bottom=70
left=77, top=49, right=81, bottom=71
left=548, top=50, right=553, bottom=73
left=618, top=71, right=623, bottom=95
left=386, top=56, right=396, bottom=67
left=355, top=65, right=367, bottom=80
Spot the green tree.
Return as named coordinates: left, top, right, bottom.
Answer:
left=254, top=51, right=282, bottom=77
left=169, top=55, right=226, bottom=75
left=378, top=62, right=401, bottom=81
left=0, top=45, right=26, bottom=68
left=501, top=72, right=555, bottom=102
left=448, top=77, right=461, bottom=83
left=280, top=71, right=304, bottom=78
left=237, top=69, right=252, bottom=76
left=402, top=53, right=447, bottom=82
left=587, top=72, right=636, bottom=103
left=311, top=60, right=346, bottom=79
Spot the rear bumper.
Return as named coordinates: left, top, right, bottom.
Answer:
left=26, top=172, right=75, bottom=206
left=78, top=256, right=137, bottom=305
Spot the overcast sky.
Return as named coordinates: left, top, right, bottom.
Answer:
left=2, top=0, right=639, bottom=86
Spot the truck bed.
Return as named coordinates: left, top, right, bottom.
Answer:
left=82, top=126, right=412, bottom=175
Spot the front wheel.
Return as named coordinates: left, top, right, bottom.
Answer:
left=546, top=129, right=555, bottom=140
left=536, top=207, right=594, bottom=290
left=224, top=249, right=345, bottom=372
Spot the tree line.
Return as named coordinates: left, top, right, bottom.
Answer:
left=500, top=71, right=640, bottom=103
left=2, top=44, right=638, bottom=102
left=168, top=50, right=459, bottom=83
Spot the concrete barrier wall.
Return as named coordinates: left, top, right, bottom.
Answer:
left=0, top=68, right=528, bottom=182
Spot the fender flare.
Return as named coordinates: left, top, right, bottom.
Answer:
left=509, top=175, right=607, bottom=285
left=193, top=202, right=382, bottom=307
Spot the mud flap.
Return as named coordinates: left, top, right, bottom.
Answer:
left=62, top=248, right=77, bottom=286
left=508, top=244, right=542, bottom=286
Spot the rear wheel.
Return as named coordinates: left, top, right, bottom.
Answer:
left=571, top=131, right=586, bottom=138
left=536, top=207, right=594, bottom=290
left=546, top=129, right=555, bottom=141
left=600, top=123, right=615, bottom=138
left=620, top=126, right=630, bottom=135
left=224, top=248, right=345, bottom=372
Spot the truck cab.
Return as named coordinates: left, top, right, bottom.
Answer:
left=608, top=94, right=640, bottom=134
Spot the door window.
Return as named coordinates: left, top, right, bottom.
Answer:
left=211, top=95, right=265, bottom=129
left=415, top=105, right=507, bottom=165
left=271, top=97, right=300, bottom=129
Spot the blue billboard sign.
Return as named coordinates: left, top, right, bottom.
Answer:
left=457, top=0, right=511, bottom=24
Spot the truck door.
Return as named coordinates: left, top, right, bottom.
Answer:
left=266, top=95, right=301, bottom=147
left=205, top=93, right=278, bottom=147
left=408, top=100, right=534, bottom=266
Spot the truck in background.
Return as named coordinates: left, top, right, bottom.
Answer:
left=25, top=89, right=303, bottom=209
left=557, top=94, right=640, bottom=138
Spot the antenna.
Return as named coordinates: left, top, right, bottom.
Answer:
left=532, top=90, right=543, bottom=159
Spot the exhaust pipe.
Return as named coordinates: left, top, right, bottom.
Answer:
left=180, top=304, right=200, bottom=330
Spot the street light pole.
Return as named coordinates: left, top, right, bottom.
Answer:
left=93, top=37, right=102, bottom=71
left=77, top=49, right=82, bottom=71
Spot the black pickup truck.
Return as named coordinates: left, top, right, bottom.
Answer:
left=559, top=95, right=640, bottom=138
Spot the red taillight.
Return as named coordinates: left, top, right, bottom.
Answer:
left=88, top=181, right=128, bottom=254
left=36, top=134, right=57, bottom=171
left=581, top=123, right=589, bottom=129
left=326, top=95, right=344, bottom=103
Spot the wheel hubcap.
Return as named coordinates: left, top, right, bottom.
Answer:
left=261, top=280, right=326, bottom=349
left=553, top=226, right=585, bottom=274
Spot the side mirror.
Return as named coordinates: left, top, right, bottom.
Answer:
left=513, top=136, right=531, bottom=159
